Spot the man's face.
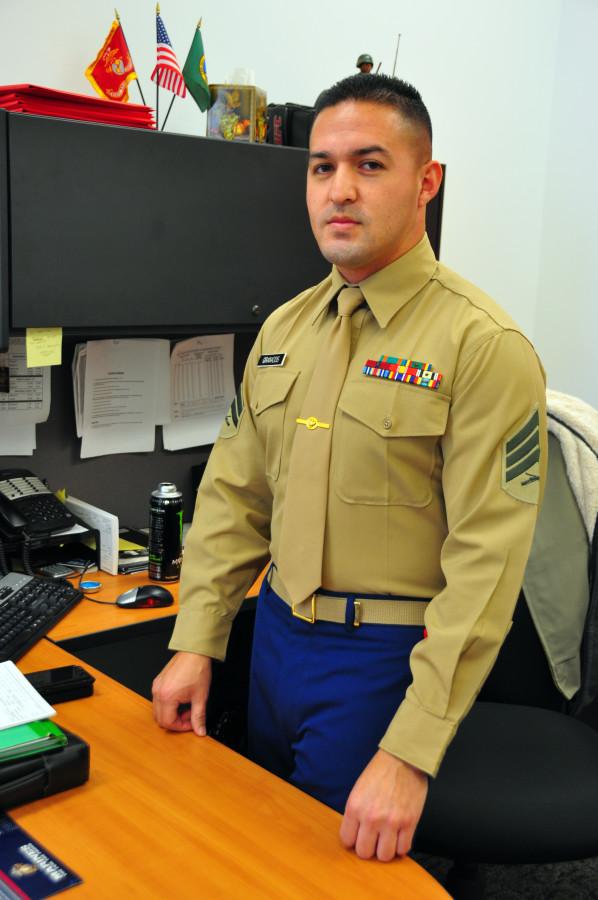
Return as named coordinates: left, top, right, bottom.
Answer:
left=359, top=63, right=373, bottom=73
left=307, top=100, right=436, bottom=283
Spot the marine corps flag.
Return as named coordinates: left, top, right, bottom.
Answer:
left=85, top=18, right=137, bottom=102
left=183, top=22, right=211, bottom=112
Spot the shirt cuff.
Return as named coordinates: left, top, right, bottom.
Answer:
left=168, top=607, right=234, bottom=661
left=378, top=694, right=458, bottom=777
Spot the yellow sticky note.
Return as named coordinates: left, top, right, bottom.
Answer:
left=26, top=327, right=63, bottom=367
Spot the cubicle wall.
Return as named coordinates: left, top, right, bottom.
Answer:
left=0, top=331, right=256, bottom=525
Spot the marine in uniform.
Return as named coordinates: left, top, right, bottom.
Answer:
left=153, top=73, right=547, bottom=861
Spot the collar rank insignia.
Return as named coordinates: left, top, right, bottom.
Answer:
left=362, top=355, right=442, bottom=391
left=258, top=353, right=286, bottom=367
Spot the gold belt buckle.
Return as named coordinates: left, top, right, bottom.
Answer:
left=292, top=594, right=317, bottom=624
left=353, top=600, right=362, bottom=628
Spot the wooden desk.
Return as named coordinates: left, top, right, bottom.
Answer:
left=48, top=569, right=266, bottom=641
left=14, top=641, right=449, bottom=899
left=47, top=571, right=181, bottom=641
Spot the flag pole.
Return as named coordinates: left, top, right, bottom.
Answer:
left=161, top=96, right=176, bottom=131
left=392, top=33, right=401, bottom=77
left=162, top=16, right=202, bottom=131
left=114, top=8, right=147, bottom=105
left=155, top=3, right=160, bottom=129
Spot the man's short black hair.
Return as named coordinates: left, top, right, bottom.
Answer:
left=314, top=73, right=432, bottom=145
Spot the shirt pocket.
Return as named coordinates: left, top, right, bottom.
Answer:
left=250, top=369, right=299, bottom=481
left=335, top=381, right=450, bottom=506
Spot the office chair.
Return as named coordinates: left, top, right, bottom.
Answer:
left=414, top=438, right=598, bottom=900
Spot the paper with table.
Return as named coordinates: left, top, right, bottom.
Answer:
left=0, top=337, right=51, bottom=455
left=163, top=334, right=235, bottom=450
left=73, top=335, right=234, bottom=457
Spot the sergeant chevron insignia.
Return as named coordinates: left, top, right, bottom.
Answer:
left=502, top=407, right=541, bottom=504
left=219, top=382, right=245, bottom=439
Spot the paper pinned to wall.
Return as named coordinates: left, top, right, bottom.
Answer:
left=163, top=334, right=235, bottom=450
left=0, top=337, right=51, bottom=424
left=0, top=423, right=36, bottom=456
left=72, top=343, right=86, bottom=438
left=78, top=339, right=170, bottom=458
left=0, top=337, right=50, bottom=455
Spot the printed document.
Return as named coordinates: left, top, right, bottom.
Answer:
left=0, top=337, right=50, bottom=455
left=71, top=343, right=86, bottom=438
left=72, top=336, right=233, bottom=456
left=163, top=334, right=235, bottom=450
left=0, top=423, right=36, bottom=456
left=79, top=339, right=170, bottom=458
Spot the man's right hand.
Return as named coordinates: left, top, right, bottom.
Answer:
left=152, top=651, right=212, bottom=736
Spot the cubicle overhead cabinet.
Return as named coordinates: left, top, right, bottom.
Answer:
left=4, top=111, right=329, bottom=335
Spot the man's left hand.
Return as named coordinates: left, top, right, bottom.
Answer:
left=340, top=749, right=428, bottom=861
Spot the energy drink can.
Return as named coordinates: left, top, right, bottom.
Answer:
left=148, top=482, right=183, bottom=582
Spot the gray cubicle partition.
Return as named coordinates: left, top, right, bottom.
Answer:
left=0, top=332, right=256, bottom=525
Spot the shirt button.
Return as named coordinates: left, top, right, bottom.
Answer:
left=383, top=417, right=392, bottom=430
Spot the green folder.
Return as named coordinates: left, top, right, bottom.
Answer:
left=0, top=720, right=67, bottom=762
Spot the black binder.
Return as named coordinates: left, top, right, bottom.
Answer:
left=0, top=729, right=89, bottom=810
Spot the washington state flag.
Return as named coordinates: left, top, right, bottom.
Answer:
left=183, top=23, right=211, bottom=111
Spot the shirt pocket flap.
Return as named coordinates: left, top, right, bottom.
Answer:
left=251, top=369, right=299, bottom=415
left=338, top=381, right=450, bottom=437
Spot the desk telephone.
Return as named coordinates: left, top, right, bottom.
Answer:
left=0, top=468, right=75, bottom=535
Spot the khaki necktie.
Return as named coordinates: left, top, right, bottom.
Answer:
left=277, top=286, right=364, bottom=606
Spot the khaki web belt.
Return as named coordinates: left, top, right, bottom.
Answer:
left=269, top=568, right=429, bottom=628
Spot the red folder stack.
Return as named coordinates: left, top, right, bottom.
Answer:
left=0, top=84, right=155, bottom=129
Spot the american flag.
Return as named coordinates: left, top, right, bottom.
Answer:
left=151, top=12, right=187, bottom=97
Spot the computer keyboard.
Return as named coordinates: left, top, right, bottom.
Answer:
left=0, top=572, right=84, bottom=662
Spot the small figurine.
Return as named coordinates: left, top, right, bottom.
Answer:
left=356, top=53, right=374, bottom=74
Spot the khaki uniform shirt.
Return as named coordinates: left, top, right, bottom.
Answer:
left=171, top=234, right=547, bottom=777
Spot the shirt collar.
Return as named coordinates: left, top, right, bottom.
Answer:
left=311, top=234, right=438, bottom=328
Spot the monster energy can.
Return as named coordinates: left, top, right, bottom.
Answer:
left=148, top=482, right=183, bottom=582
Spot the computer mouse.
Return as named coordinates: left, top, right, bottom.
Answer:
left=116, top=584, right=174, bottom=609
